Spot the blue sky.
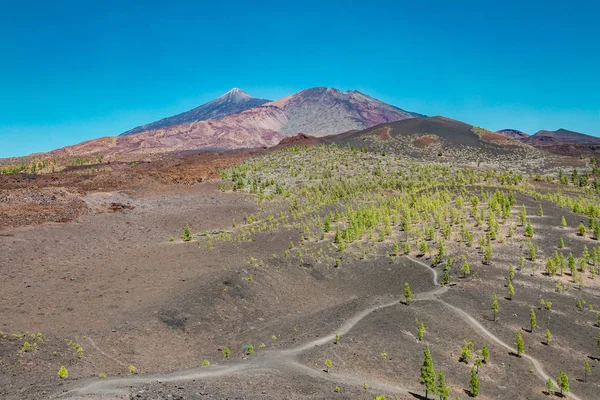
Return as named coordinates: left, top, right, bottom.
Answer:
left=1, top=0, right=599, bottom=157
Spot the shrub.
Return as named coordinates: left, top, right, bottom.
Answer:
left=181, top=224, right=193, bottom=241
left=58, top=366, right=68, bottom=379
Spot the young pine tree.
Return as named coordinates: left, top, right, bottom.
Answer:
left=529, top=306, right=537, bottom=332
left=507, top=280, right=515, bottom=300
left=546, top=379, right=554, bottom=395
left=443, top=265, right=450, bottom=285
left=525, top=221, right=534, bottom=237
left=578, top=222, right=587, bottom=237
left=469, top=367, right=480, bottom=397
left=462, top=260, right=471, bottom=278
left=436, top=371, right=451, bottom=400
left=514, top=331, right=525, bottom=356
left=417, top=319, right=426, bottom=341
left=491, top=294, right=499, bottom=321
left=404, top=282, right=412, bottom=304
left=545, top=329, right=553, bottom=345
left=460, top=341, right=473, bottom=363
left=560, top=216, right=567, bottom=228
left=419, top=345, right=436, bottom=399
left=557, top=370, right=569, bottom=395
left=181, top=224, right=193, bottom=241
left=481, top=346, right=490, bottom=363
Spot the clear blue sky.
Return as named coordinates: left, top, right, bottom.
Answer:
left=1, top=0, right=599, bottom=157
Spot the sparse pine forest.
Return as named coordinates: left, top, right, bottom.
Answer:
left=5, top=143, right=600, bottom=399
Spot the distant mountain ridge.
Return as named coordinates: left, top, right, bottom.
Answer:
left=522, top=128, right=600, bottom=146
left=120, top=88, right=271, bottom=136
left=35, top=87, right=424, bottom=158
left=497, top=129, right=529, bottom=139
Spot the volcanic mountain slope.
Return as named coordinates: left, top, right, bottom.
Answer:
left=121, top=88, right=271, bottom=136
left=269, top=87, right=423, bottom=137
left=327, top=116, right=558, bottom=171
left=50, top=105, right=288, bottom=158
left=522, top=128, right=600, bottom=146
left=497, top=128, right=529, bottom=139
left=22, top=87, right=423, bottom=160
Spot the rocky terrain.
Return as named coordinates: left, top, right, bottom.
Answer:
left=2, top=144, right=600, bottom=400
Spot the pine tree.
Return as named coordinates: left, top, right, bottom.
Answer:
left=443, top=265, right=450, bottom=285
left=538, top=204, right=544, bottom=216
left=474, top=358, right=482, bottom=373
left=519, top=205, right=526, bottom=226
left=514, top=331, right=524, bottom=356
left=557, top=370, right=569, bottom=395
left=529, top=306, right=537, bottom=332
left=460, top=341, right=473, bottom=363
left=223, top=346, right=231, bottom=359
left=462, top=260, right=470, bottom=278
left=518, top=255, right=525, bottom=270
left=181, top=224, right=193, bottom=241
left=545, top=378, right=554, bottom=395
left=507, top=280, right=515, bottom=300
left=469, top=367, right=480, bottom=397
left=481, top=346, right=489, bottom=362
left=404, top=282, right=412, bottom=304
left=545, top=329, right=552, bottom=345
left=525, top=221, right=534, bottom=237
left=508, top=264, right=515, bottom=281
left=491, top=294, right=499, bottom=321
left=578, top=222, right=587, bottom=237
left=420, top=345, right=436, bottom=399
left=561, top=216, right=567, bottom=228
left=417, top=319, right=426, bottom=341
left=436, top=370, right=451, bottom=400
left=558, top=237, right=565, bottom=249
left=325, top=359, right=332, bottom=372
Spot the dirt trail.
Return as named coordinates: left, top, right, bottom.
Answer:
left=57, top=256, right=581, bottom=400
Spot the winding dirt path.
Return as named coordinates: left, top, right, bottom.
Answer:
left=57, top=256, right=581, bottom=400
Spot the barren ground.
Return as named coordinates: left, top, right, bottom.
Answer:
left=1, top=147, right=600, bottom=400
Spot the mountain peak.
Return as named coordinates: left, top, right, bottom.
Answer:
left=218, top=88, right=253, bottom=103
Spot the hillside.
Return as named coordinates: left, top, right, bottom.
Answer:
left=327, top=116, right=557, bottom=171
left=497, top=129, right=529, bottom=139
left=121, top=88, right=270, bottom=136
left=50, top=106, right=287, bottom=158
left=522, top=128, right=600, bottom=146
left=270, top=87, right=422, bottom=137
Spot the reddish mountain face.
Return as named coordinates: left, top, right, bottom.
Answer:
left=35, top=87, right=424, bottom=158
left=50, top=106, right=288, bottom=157
left=270, top=87, right=423, bottom=137
left=522, top=128, right=600, bottom=146
left=497, top=129, right=529, bottom=139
